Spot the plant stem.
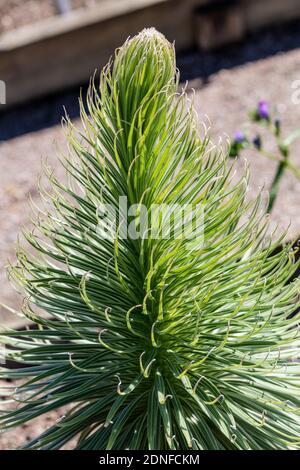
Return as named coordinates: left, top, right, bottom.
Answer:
left=250, top=147, right=300, bottom=181
left=285, top=159, right=300, bottom=181
left=267, top=154, right=288, bottom=213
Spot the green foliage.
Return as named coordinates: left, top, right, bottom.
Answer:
left=229, top=102, right=300, bottom=213
left=1, top=29, right=300, bottom=450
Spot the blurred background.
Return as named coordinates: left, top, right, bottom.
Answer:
left=1, top=0, right=300, bottom=329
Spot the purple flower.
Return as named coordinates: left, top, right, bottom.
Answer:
left=234, top=131, right=246, bottom=143
left=257, top=100, right=269, bottom=120
left=252, top=135, right=262, bottom=150
left=229, top=131, right=247, bottom=157
left=274, top=118, right=281, bottom=136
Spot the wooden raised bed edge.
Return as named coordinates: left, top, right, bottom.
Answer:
left=2, top=0, right=300, bottom=108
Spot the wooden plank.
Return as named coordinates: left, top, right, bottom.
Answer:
left=0, top=0, right=169, bottom=50
left=1, top=0, right=300, bottom=108
left=194, top=0, right=245, bottom=51
left=242, top=0, right=300, bottom=31
left=0, top=0, right=207, bottom=108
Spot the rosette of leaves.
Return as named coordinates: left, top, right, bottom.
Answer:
left=1, top=29, right=300, bottom=450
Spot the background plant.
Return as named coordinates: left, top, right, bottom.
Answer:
left=1, top=29, right=300, bottom=450
left=230, top=101, right=300, bottom=213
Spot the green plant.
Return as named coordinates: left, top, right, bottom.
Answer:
left=1, top=28, right=300, bottom=450
left=230, top=101, right=300, bottom=213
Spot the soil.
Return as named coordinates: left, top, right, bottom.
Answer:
left=0, top=379, right=74, bottom=449
left=1, top=21, right=300, bottom=450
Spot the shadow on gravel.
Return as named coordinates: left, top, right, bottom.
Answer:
left=1, top=19, right=300, bottom=141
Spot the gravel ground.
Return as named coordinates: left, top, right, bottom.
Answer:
left=1, top=24, right=300, bottom=449
left=0, top=379, right=74, bottom=449
left=0, top=0, right=104, bottom=34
